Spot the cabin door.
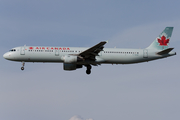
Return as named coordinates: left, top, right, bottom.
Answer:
left=55, top=49, right=59, bottom=56
left=20, top=46, right=25, bottom=55
left=143, top=49, right=148, bottom=58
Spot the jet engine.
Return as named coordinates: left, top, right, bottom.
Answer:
left=62, top=55, right=83, bottom=70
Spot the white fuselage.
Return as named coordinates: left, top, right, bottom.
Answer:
left=3, top=46, right=176, bottom=65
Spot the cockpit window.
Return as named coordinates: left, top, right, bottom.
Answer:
left=9, top=49, right=16, bottom=52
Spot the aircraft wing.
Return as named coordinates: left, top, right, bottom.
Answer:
left=79, top=41, right=107, bottom=60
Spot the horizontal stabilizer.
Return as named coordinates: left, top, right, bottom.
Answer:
left=157, top=48, right=174, bottom=55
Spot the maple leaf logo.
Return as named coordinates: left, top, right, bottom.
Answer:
left=157, top=35, right=169, bottom=46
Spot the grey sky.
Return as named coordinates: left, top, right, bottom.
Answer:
left=0, top=0, right=180, bottom=120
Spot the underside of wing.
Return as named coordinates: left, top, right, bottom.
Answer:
left=79, top=41, right=107, bottom=61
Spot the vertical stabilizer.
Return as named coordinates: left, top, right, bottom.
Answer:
left=147, top=27, right=173, bottom=50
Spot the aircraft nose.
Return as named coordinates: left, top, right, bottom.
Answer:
left=3, top=53, right=9, bottom=59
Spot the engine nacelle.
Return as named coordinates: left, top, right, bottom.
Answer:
left=61, top=55, right=83, bottom=63
left=62, top=55, right=77, bottom=63
left=63, top=63, right=82, bottom=71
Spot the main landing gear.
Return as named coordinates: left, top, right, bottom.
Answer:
left=86, top=65, right=92, bottom=75
left=21, top=62, right=25, bottom=70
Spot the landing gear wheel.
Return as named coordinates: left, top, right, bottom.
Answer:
left=21, top=67, right=24, bottom=70
left=21, top=61, right=25, bottom=71
left=85, top=65, right=92, bottom=75
left=86, top=69, right=91, bottom=75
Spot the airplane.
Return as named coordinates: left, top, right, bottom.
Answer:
left=3, top=27, right=176, bottom=74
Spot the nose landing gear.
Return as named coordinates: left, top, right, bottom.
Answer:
left=21, top=62, right=25, bottom=70
left=86, top=65, right=92, bottom=75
